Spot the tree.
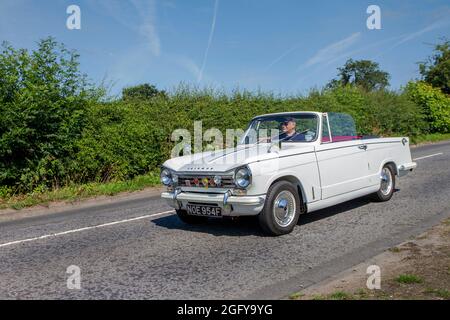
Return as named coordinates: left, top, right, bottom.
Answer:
left=419, top=39, right=450, bottom=94
left=0, top=38, right=102, bottom=191
left=405, top=81, right=450, bottom=133
left=327, top=59, right=390, bottom=91
left=122, top=83, right=166, bottom=100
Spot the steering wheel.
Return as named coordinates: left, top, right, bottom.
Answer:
left=257, top=136, right=272, bottom=143
left=298, top=129, right=310, bottom=135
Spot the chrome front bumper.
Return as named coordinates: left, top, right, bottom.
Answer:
left=161, top=190, right=266, bottom=216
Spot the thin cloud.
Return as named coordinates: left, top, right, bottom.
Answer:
left=265, top=43, right=302, bottom=71
left=264, top=31, right=388, bottom=74
left=175, top=56, right=203, bottom=80
left=325, top=34, right=405, bottom=66
left=376, top=17, right=450, bottom=58
left=299, top=32, right=361, bottom=70
left=88, top=0, right=160, bottom=56
left=397, top=19, right=449, bottom=45
left=130, top=0, right=160, bottom=56
left=138, top=22, right=160, bottom=56
left=294, top=35, right=403, bottom=89
left=162, top=1, right=177, bottom=9
left=198, top=0, right=219, bottom=83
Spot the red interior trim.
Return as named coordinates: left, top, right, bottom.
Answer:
left=322, top=135, right=362, bottom=143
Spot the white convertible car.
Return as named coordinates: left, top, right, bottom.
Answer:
left=161, top=112, right=416, bottom=236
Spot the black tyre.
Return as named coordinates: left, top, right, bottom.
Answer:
left=372, top=164, right=396, bottom=202
left=258, top=181, right=301, bottom=236
left=176, top=209, right=207, bottom=224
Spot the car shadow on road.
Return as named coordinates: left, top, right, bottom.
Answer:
left=151, top=214, right=265, bottom=237
left=298, top=197, right=371, bottom=226
left=298, top=188, right=400, bottom=225
left=152, top=194, right=389, bottom=237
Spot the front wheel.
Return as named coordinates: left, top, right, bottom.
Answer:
left=258, top=181, right=301, bottom=236
left=372, top=164, right=396, bottom=202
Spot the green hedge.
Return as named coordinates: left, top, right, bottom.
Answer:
left=1, top=84, right=442, bottom=194
left=0, top=38, right=102, bottom=193
left=405, top=81, right=450, bottom=133
left=59, top=85, right=429, bottom=189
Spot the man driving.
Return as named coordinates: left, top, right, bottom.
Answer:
left=278, top=117, right=301, bottom=141
left=256, top=116, right=312, bottom=143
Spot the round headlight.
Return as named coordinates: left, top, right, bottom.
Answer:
left=160, top=168, right=173, bottom=186
left=235, top=167, right=251, bottom=188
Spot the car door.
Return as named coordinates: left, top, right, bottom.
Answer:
left=315, top=113, right=371, bottom=200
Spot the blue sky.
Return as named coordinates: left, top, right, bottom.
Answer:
left=0, top=0, right=449, bottom=96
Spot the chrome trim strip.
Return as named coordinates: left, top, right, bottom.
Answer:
left=162, top=191, right=266, bottom=206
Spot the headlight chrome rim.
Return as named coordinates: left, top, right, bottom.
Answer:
left=234, top=166, right=252, bottom=189
left=160, top=168, right=173, bottom=186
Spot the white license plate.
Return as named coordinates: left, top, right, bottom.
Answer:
left=186, top=204, right=222, bottom=217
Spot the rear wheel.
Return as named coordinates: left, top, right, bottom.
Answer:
left=258, top=181, right=301, bottom=236
left=372, top=164, right=396, bottom=202
left=176, top=209, right=207, bottom=224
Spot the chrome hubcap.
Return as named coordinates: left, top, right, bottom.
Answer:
left=380, top=168, right=393, bottom=196
left=273, top=191, right=296, bottom=227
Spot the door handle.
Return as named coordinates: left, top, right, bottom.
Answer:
left=358, top=144, right=367, bottom=150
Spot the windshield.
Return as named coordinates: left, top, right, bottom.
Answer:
left=240, top=113, right=319, bottom=145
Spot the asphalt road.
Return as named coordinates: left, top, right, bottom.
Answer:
left=0, top=141, right=449, bottom=299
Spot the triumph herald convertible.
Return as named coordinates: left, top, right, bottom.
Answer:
left=161, top=112, right=416, bottom=236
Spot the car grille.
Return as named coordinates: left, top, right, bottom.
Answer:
left=178, top=175, right=235, bottom=188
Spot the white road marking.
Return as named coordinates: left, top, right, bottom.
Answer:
left=0, top=210, right=174, bottom=249
left=413, top=152, right=443, bottom=161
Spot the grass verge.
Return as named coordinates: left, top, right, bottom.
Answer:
left=291, top=218, right=450, bottom=300
left=395, top=274, right=423, bottom=284
left=0, top=172, right=160, bottom=210
left=410, top=133, right=450, bottom=145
